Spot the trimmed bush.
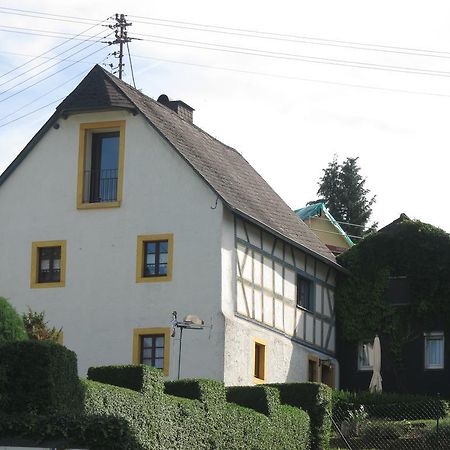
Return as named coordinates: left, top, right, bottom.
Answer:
left=0, top=340, right=82, bottom=416
left=0, top=297, right=27, bottom=343
left=165, top=378, right=226, bottom=407
left=227, top=385, right=280, bottom=416
left=270, top=382, right=332, bottom=450
left=88, top=364, right=164, bottom=397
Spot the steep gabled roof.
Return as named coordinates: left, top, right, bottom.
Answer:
left=0, top=65, right=339, bottom=268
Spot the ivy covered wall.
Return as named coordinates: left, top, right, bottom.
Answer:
left=336, top=214, right=450, bottom=395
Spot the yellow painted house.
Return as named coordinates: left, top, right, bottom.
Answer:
left=295, top=203, right=353, bottom=256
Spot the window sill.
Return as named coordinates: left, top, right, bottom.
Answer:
left=357, top=367, right=373, bottom=372
left=136, top=275, right=172, bottom=283
left=253, top=377, right=266, bottom=385
left=424, top=366, right=444, bottom=371
left=31, top=282, right=65, bottom=289
left=77, top=201, right=121, bottom=210
left=296, top=304, right=313, bottom=313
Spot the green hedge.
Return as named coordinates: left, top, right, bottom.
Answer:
left=88, top=364, right=164, bottom=397
left=269, top=382, right=332, bottom=450
left=0, top=340, right=82, bottom=416
left=226, top=385, right=280, bottom=416
left=0, top=342, right=313, bottom=450
left=333, top=390, right=449, bottom=420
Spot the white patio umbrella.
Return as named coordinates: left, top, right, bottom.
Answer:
left=369, top=334, right=382, bottom=393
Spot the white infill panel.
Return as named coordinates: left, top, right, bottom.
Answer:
left=246, top=222, right=261, bottom=247
left=323, top=322, right=330, bottom=349
left=236, top=281, right=248, bottom=315
left=305, top=313, right=314, bottom=343
left=328, top=326, right=336, bottom=352
left=262, top=257, right=273, bottom=290
left=284, top=303, right=295, bottom=336
left=285, top=245, right=294, bottom=265
left=295, top=308, right=303, bottom=338
left=254, top=256, right=262, bottom=286
left=236, top=218, right=247, bottom=241
left=315, top=318, right=322, bottom=346
left=242, top=250, right=252, bottom=282
left=274, top=263, right=283, bottom=295
left=254, top=289, right=263, bottom=322
left=262, top=232, right=274, bottom=253
left=273, top=239, right=284, bottom=260
left=293, top=248, right=305, bottom=271
left=315, top=284, right=323, bottom=314
left=323, top=290, right=331, bottom=317
left=274, top=298, right=284, bottom=330
left=244, top=284, right=253, bottom=318
left=284, top=268, right=296, bottom=301
left=263, top=292, right=273, bottom=326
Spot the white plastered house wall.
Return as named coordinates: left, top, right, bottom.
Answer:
left=0, top=109, right=227, bottom=380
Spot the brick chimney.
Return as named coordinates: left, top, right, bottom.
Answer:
left=157, top=94, right=194, bottom=123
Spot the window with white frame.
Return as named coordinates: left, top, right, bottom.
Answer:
left=358, top=341, right=374, bottom=371
left=424, top=332, right=444, bottom=369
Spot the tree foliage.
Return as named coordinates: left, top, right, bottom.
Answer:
left=0, top=297, right=28, bottom=344
left=22, top=307, right=62, bottom=342
left=317, top=155, right=376, bottom=237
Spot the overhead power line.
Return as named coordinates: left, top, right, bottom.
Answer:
left=0, top=31, right=112, bottom=97
left=0, top=17, right=108, bottom=80
left=137, top=33, right=450, bottom=78
left=0, top=27, right=107, bottom=88
left=0, top=44, right=109, bottom=105
left=130, top=14, right=450, bottom=59
left=0, top=6, right=99, bottom=24
left=133, top=54, right=450, bottom=99
left=0, top=24, right=108, bottom=40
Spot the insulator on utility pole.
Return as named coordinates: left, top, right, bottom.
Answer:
left=104, top=13, right=139, bottom=80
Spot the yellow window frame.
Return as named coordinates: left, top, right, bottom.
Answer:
left=253, top=338, right=267, bottom=384
left=77, top=120, right=126, bottom=209
left=136, top=234, right=174, bottom=283
left=30, top=240, right=67, bottom=288
left=132, top=327, right=171, bottom=376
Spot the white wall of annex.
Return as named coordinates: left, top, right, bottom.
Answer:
left=0, top=110, right=226, bottom=380
left=223, top=316, right=333, bottom=386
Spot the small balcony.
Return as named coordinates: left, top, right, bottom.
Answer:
left=83, top=169, right=118, bottom=203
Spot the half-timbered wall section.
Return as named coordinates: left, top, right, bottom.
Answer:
left=235, top=216, right=336, bottom=356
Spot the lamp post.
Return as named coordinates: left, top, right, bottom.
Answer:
left=171, top=311, right=205, bottom=380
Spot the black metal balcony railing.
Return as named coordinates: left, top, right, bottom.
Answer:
left=84, top=169, right=118, bottom=203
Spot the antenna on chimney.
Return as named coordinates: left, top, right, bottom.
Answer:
left=105, top=14, right=141, bottom=81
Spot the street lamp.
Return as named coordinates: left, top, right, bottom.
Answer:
left=171, top=311, right=205, bottom=379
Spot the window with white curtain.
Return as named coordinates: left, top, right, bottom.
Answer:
left=358, top=341, right=374, bottom=371
left=424, top=332, right=444, bottom=369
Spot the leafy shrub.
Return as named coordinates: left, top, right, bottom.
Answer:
left=22, top=307, right=62, bottom=342
left=0, top=297, right=27, bottom=343
left=333, top=390, right=449, bottom=420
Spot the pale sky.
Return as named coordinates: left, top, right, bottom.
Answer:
left=1, top=1, right=450, bottom=232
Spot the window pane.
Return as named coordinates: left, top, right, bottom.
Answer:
left=40, top=258, right=50, bottom=271
left=154, top=358, right=164, bottom=369
left=426, top=337, right=443, bottom=367
left=145, top=242, right=156, bottom=254
left=359, top=342, right=373, bottom=369
left=142, top=348, right=152, bottom=359
left=159, top=241, right=168, bottom=253
left=155, top=348, right=164, bottom=358
left=155, top=336, right=164, bottom=346
left=142, top=337, right=154, bottom=347
left=146, top=254, right=156, bottom=265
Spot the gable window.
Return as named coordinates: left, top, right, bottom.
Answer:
left=132, top=328, right=170, bottom=376
left=31, top=241, right=66, bottom=288
left=77, top=121, right=125, bottom=209
left=136, top=234, right=173, bottom=282
left=253, top=339, right=266, bottom=383
left=297, top=274, right=313, bottom=310
left=358, top=341, right=374, bottom=371
left=424, top=332, right=444, bottom=369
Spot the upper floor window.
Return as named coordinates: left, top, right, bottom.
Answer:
left=77, top=121, right=125, bottom=209
left=358, top=341, right=373, bottom=371
left=31, top=240, right=66, bottom=288
left=136, top=234, right=174, bottom=283
left=297, top=274, right=313, bottom=310
left=424, top=332, right=444, bottom=370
